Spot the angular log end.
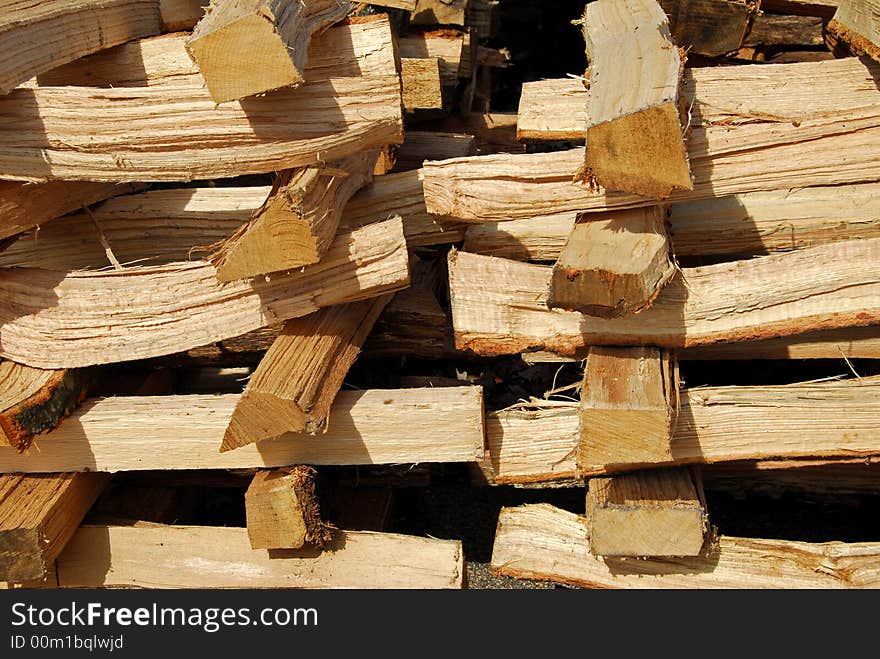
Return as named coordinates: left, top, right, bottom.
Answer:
left=220, top=390, right=307, bottom=452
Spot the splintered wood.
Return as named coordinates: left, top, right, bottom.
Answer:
left=828, top=0, right=880, bottom=60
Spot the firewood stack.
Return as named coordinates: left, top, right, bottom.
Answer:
left=1, top=0, right=880, bottom=590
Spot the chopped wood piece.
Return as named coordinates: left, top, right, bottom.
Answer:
left=420, top=112, right=522, bottom=154
left=744, top=13, right=825, bottom=48
left=517, top=79, right=588, bottom=142
left=411, top=0, right=468, bottom=26
left=659, top=0, right=754, bottom=56
left=398, top=30, right=471, bottom=85
left=447, top=239, right=880, bottom=356
left=395, top=131, right=476, bottom=171
left=245, top=467, right=331, bottom=550
left=222, top=295, right=392, bottom=451
left=0, top=0, right=161, bottom=94
left=186, top=0, right=351, bottom=103
left=57, top=524, right=464, bottom=588
left=0, top=362, right=88, bottom=452
left=210, top=150, right=378, bottom=280
left=0, top=218, right=409, bottom=369
left=0, top=388, right=486, bottom=472
left=548, top=207, right=675, bottom=317
left=586, top=468, right=707, bottom=557
left=828, top=0, right=880, bottom=59
left=579, top=0, right=692, bottom=198
left=463, top=212, right=575, bottom=262
left=160, top=0, right=207, bottom=30
left=0, top=473, right=109, bottom=582
left=401, top=57, right=444, bottom=110
left=492, top=504, right=880, bottom=588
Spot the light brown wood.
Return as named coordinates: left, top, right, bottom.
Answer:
left=548, top=207, right=675, bottom=316
left=57, top=523, right=464, bottom=588
left=420, top=112, right=522, bottom=154
left=373, top=0, right=417, bottom=9
left=0, top=0, right=161, bottom=94
left=401, top=57, right=444, bottom=110
left=0, top=473, right=109, bottom=583
left=660, top=0, right=754, bottom=56
left=492, top=504, right=880, bottom=588
left=245, top=467, right=331, bottom=550
left=222, top=295, right=392, bottom=451
left=579, top=0, right=692, bottom=198
left=0, top=388, right=486, bottom=472
left=398, top=29, right=470, bottom=85
left=0, top=362, right=87, bottom=452
left=160, top=0, right=207, bottom=30
left=448, top=240, right=880, bottom=356
left=0, top=18, right=403, bottom=182
left=517, top=78, right=588, bottom=142
left=186, top=0, right=352, bottom=103
left=744, top=14, right=825, bottom=48
left=586, top=468, right=707, bottom=557
left=411, top=0, right=468, bottom=26
left=0, top=218, right=409, bottom=369
left=395, top=131, right=476, bottom=171
left=828, top=0, right=880, bottom=60
left=210, top=151, right=378, bottom=281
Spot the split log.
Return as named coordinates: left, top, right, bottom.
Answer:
left=209, top=150, right=379, bottom=280
left=586, top=468, right=707, bottom=557
left=0, top=18, right=403, bottom=182
left=401, top=57, right=445, bottom=110
left=0, top=218, right=409, bottom=369
left=827, top=0, right=880, bottom=60
left=395, top=131, right=476, bottom=171
left=56, top=524, right=464, bottom=588
left=419, top=112, right=522, bottom=154
left=0, top=473, right=109, bottom=583
left=517, top=78, right=588, bottom=142
left=186, top=0, right=351, bottom=103
left=744, top=14, right=825, bottom=48
left=0, top=362, right=88, bottom=452
left=547, top=207, right=675, bottom=316
left=222, top=295, right=392, bottom=451
left=245, top=467, right=331, bottom=550
left=492, top=504, right=880, bottom=588
left=579, top=0, right=692, bottom=198
left=160, top=0, right=207, bottom=31
left=447, top=239, right=880, bottom=356
left=659, top=0, right=755, bottom=56
left=398, top=29, right=471, bottom=85
left=0, top=0, right=161, bottom=94
left=0, top=388, right=485, bottom=472
left=411, top=0, right=468, bottom=26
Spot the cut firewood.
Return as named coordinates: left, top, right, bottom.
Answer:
left=372, top=0, right=417, bottom=9
left=245, top=467, right=332, bottom=550
left=579, top=0, right=692, bottom=198
left=209, top=150, right=379, bottom=281
left=0, top=0, right=161, bottom=94
left=517, top=79, right=588, bottom=142
left=0, top=362, right=88, bottom=452
left=492, top=504, right=880, bottom=588
left=56, top=524, right=464, bottom=588
left=395, top=131, right=476, bottom=171
left=448, top=239, right=880, bottom=356
left=398, top=29, right=471, bottom=85
left=586, top=468, right=707, bottom=557
left=0, top=473, right=109, bottom=583
left=401, top=57, right=445, bottom=110
left=827, top=0, right=880, bottom=60
left=420, top=112, right=522, bottom=154
left=0, top=218, right=409, bottom=369
left=659, top=0, right=755, bottom=56
left=547, top=207, right=675, bottom=316
left=0, top=388, right=485, bottom=472
left=411, top=0, right=468, bottom=26
left=222, top=295, right=392, bottom=451
left=186, top=0, right=352, bottom=103
left=160, top=0, right=207, bottom=31
left=0, top=17, right=402, bottom=182
left=744, top=13, right=825, bottom=48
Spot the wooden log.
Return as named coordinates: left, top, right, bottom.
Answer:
left=160, top=0, right=207, bottom=31
left=371, top=0, right=417, bottom=9
left=209, top=150, right=379, bottom=281
left=394, top=131, right=476, bottom=171
left=419, top=112, right=522, bottom=154
left=761, top=0, right=838, bottom=18
left=398, top=29, right=471, bottom=85
left=466, top=0, right=497, bottom=38
left=0, top=0, right=161, bottom=94
left=0, top=473, right=109, bottom=583
left=447, top=239, right=880, bottom=356
left=0, top=388, right=486, bottom=472
left=0, top=218, right=409, bottom=369
left=245, top=467, right=331, bottom=550
left=659, top=0, right=755, bottom=56
left=579, top=0, right=692, bottom=198
left=57, top=523, right=464, bottom=588
left=517, top=79, right=588, bottom=142
left=744, top=14, right=825, bottom=48
left=492, top=504, right=880, bottom=588
left=401, top=57, right=444, bottom=110
left=0, top=362, right=88, bottom=452
left=0, top=18, right=403, bottom=182
left=548, top=207, right=675, bottom=317
left=222, top=295, right=392, bottom=451
left=411, top=0, right=468, bottom=26
left=586, top=468, right=707, bottom=557
left=827, top=0, right=880, bottom=59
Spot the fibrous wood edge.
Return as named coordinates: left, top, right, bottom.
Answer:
left=492, top=504, right=880, bottom=588
left=827, top=1, right=880, bottom=61
left=447, top=240, right=880, bottom=356
left=401, top=57, right=444, bottom=110
left=0, top=218, right=409, bottom=369
left=586, top=468, right=707, bottom=557
left=56, top=523, right=463, bottom=588
left=0, top=473, right=109, bottom=583
left=186, top=0, right=352, bottom=103
left=210, top=150, right=379, bottom=280
left=0, top=362, right=88, bottom=452
left=222, top=295, right=393, bottom=451
left=659, top=0, right=755, bottom=56
left=0, top=388, right=486, bottom=472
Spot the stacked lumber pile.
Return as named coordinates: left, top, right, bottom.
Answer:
left=2, top=0, right=880, bottom=590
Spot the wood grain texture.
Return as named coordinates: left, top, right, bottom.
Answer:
left=492, top=504, right=880, bottom=588
left=245, top=467, right=331, bottom=549
left=516, top=78, right=588, bottom=142
left=744, top=14, right=825, bottom=48
left=0, top=388, right=486, bottom=472
left=57, top=524, right=464, bottom=588
left=398, top=29, right=470, bottom=85
left=660, top=0, right=754, bottom=56
left=401, top=57, right=444, bottom=110
left=829, top=0, right=880, bottom=60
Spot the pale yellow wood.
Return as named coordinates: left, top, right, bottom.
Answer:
left=448, top=240, right=880, bottom=356
left=0, top=388, right=486, bottom=472
left=186, top=0, right=352, bottom=103
left=160, top=0, right=207, bottom=30
left=57, top=524, right=464, bottom=588
left=586, top=468, right=706, bottom=557
left=245, top=467, right=330, bottom=550
left=373, top=0, right=416, bottom=9
left=829, top=0, right=880, bottom=60
left=492, top=504, right=880, bottom=588
left=401, top=57, right=444, bottom=110
left=517, top=78, right=588, bottom=141
left=398, top=30, right=470, bottom=85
